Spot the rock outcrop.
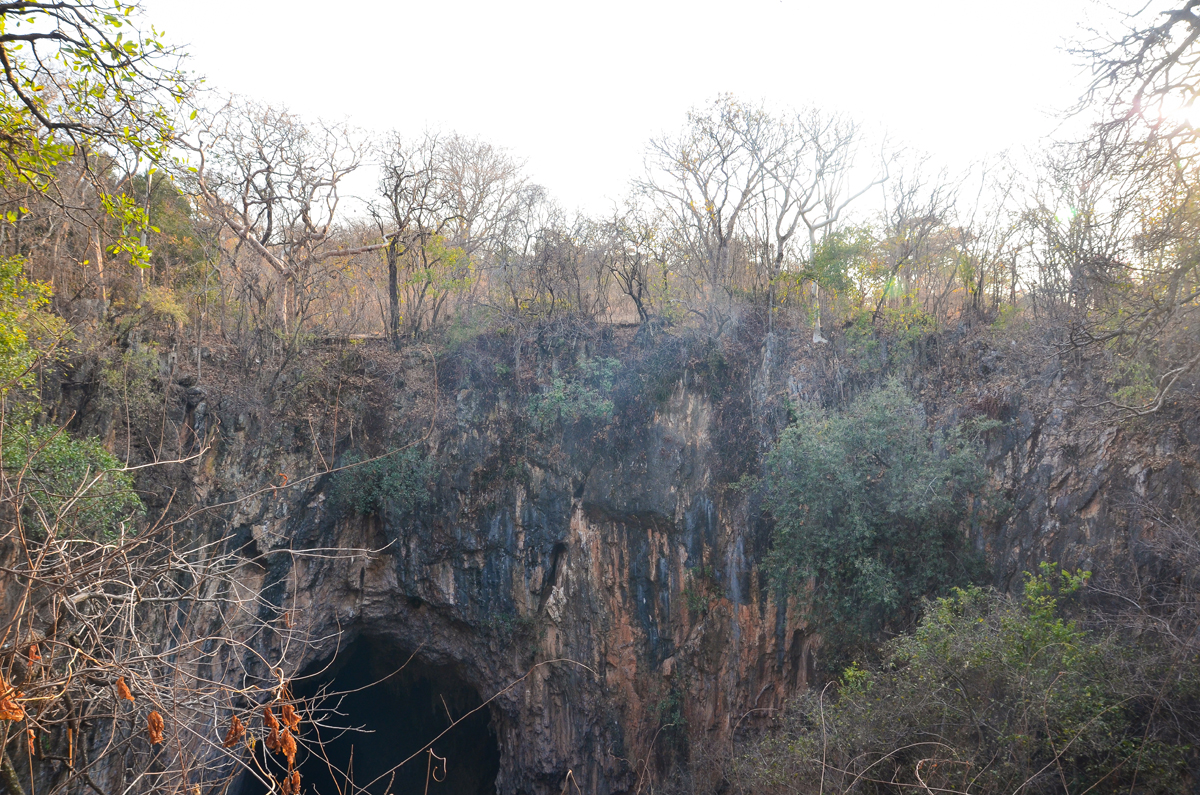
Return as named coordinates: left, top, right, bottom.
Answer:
left=54, top=322, right=1200, bottom=794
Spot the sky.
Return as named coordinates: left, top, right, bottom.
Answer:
left=141, top=0, right=1110, bottom=215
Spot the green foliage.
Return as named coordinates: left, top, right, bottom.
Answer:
left=98, top=191, right=158, bottom=268
left=773, top=228, right=873, bottom=305
left=112, top=286, right=189, bottom=338
left=527, top=356, right=621, bottom=430
left=99, top=345, right=162, bottom=425
left=0, top=2, right=190, bottom=268
left=764, top=380, right=993, bottom=657
left=843, top=305, right=936, bottom=370
left=843, top=309, right=883, bottom=362
left=2, top=421, right=143, bottom=538
left=1109, top=356, right=1158, bottom=407
left=655, top=685, right=686, bottom=728
left=733, top=567, right=1190, bottom=794
left=0, top=253, right=138, bottom=539
left=639, top=337, right=729, bottom=405
left=0, top=255, right=64, bottom=394
left=441, top=308, right=496, bottom=351
left=990, top=302, right=1023, bottom=331
left=683, top=565, right=720, bottom=616
left=810, top=227, right=874, bottom=294
left=122, top=173, right=206, bottom=270
left=330, top=447, right=435, bottom=517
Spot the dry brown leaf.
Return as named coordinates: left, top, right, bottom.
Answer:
left=26, top=729, right=35, bottom=756
left=223, top=714, right=246, bottom=748
left=281, top=703, right=301, bottom=731
left=147, top=711, right=164, bottom=745
left=289, top=770, right=300, bottom=795
left=0, top=676, right=25, bottom=721
left=265, top=725, right=280, bottom=754
left=263, top=705, right=279, bottom=730
left=117, top=677, right=134, bottom=702
left=27, top=644, right=40, bottom=662
left=279, top=728, right=297, bottom=768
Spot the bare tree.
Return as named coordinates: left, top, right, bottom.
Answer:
left=869, top=161, right=957, bottom=324
left=188, top=99, right=382, bottom=337
left=600, top=201, right=670, bottom=324
left=641, top=96, right=778, bottom=331
left=1082, top=1, right=1200, bottom=148
left=373, top=132, right=525, bottom=344
left=752, top=109, right=889, bottom=341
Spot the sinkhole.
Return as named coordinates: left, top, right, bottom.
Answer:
left=247, top=637, right=500, bottom=795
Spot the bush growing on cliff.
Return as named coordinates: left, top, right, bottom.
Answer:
left=330, top=448, right=435, bottom=517
left=526, top=355, right=621, bottom=430
left=764, top=380, right=993, bottom=660
left=0, top=258, right=142, bottom=539
left=2, top=422, right=144, bottom=538
left=732, top=567, right=1192, bottom=795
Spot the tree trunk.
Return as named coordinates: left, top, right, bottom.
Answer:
left=1, top=745, right=25, bottom=795
left=91, top=232, right=107, bottom=307
left=387, top=237, right=400, bottom=351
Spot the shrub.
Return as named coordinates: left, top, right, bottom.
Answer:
left=764, top=380, right=994, bottom=660
left=527, top=356, right=621, bottom=430
left=0, top=255, right=65, bottom=395
left=732, top=566, right=1191, bottom=794
left=2, top=422, right=144, bottom=538
left=330, top=447, right=435, bottom=518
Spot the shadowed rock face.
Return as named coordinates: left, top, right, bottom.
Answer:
left=294, top=637, right=500, bottom=795
left=184, top=354, right=808, bottom=795
left=74, top=327, right=1199, bottom=795
left=235, top=637, right=499, bottom=795
left=257, top=385, right=803, bottom=795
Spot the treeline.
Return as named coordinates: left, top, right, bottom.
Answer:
left=0, top=80, right=1185, bottom=417
left=9, top=78, right=1195, bottom=415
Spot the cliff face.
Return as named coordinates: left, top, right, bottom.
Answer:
left=66, top=322, right=1200, bottom=795
left=200, top=360, right=804, bottom=795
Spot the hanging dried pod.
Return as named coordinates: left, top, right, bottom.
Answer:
left=117, top=677, right=134, bottom=702
left=0, top=676, right=25, bottom=721
left=147, top=711, right=164, bottom=745
left=281, top=703, right=301, bottom=731
left=264, top=704, right=282, bottom=752
left=223, top=714, right=246, bottom=748
left=278, top=728, right=297, bottom=768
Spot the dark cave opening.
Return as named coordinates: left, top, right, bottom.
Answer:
left=243, top=637, right=500, bottom=795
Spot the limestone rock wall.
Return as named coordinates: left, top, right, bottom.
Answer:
left=55, top=325, right=1200, bottom=795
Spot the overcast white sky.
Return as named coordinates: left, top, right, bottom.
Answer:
left=142, top=0, right=1109, bottom=215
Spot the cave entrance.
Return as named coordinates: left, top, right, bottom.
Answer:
left=289, top=637, right=500, bottom=795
